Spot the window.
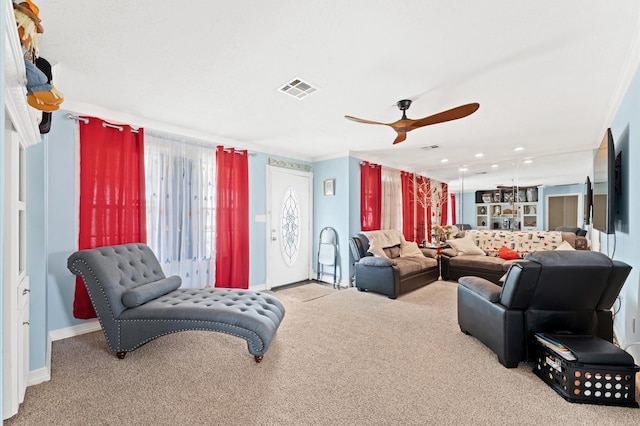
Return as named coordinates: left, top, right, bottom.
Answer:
left=145, top=131, right=216, bottom=288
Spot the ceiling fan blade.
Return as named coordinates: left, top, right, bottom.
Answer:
left=344, top=115, right=389, bottom=126
left=393, top=132, right=407, bottom=145
left=409, top=103, right=480, bottom=130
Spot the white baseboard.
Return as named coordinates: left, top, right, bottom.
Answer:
left=28, top=320, right=102, bottom=387
left=27, top=366, right=50, bottom=387
left=49, top=320, right=101, bottom=341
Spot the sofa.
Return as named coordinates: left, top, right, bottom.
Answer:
left=457, top=250, right=631, bottom=367
left=441, top=229, right=589, bottom=285
left=350, top=229, right=439, bottom=299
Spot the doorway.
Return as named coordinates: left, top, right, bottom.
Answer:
left=266, top=166, right=313, bottom=289
left=546, top=194, right=580, bottom=230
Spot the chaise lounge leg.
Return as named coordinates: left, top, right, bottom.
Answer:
left=254, top=355, right=264, bottom=363
left=116, top=351, right=127, bottom=359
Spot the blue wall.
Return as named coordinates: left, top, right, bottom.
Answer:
left=608, top=64, right=640, bottom=361
left=312, top=156, right=352, bottom=285
left=458, top=192, right=476, bottom=228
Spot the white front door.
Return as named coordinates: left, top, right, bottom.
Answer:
left=266, top=166, right=313, bottom=289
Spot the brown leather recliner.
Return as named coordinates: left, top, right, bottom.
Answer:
left=457, top=250, right=631, bottom=368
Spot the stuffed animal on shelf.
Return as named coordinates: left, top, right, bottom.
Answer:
left=13, top=0, right=64, bottom=112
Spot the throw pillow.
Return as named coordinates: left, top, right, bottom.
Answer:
left=555, top=240, right=576, bottom=251
left=400, top=240, right=424, bottom=258
left=498, top=246, right=520, bottom=260
left=447, top=237, right=486, bottom=256
left=121, top=276, right=182, bottom=308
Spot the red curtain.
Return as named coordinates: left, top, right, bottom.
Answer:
left=360, top=161, right=382, bottom=231
left=440, top=182, right=449, bottom=225
left=450, top=193, right=457, bottom=225
left=75, top=118, right=146, bottom=319
left=215, top=146, right=249, bottom=288
left=401, top=171, right=415, bottom=241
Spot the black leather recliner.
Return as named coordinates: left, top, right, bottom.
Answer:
left=457, top=250, right=631, bottom=368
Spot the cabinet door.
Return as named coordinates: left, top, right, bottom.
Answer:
left=17, top=277, right=29, bottom=404
left=3, top=129, right=29, bottom=419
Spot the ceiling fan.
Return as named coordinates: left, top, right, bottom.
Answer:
left=345, top=99, right=480, bottom=145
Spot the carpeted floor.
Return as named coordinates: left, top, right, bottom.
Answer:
left=5, top=281, right=640, bottom=425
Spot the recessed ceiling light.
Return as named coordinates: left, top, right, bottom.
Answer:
left=514, top=146, right=524, bottom=152
left=459, top=167, right=468, bottom=172
left=523, top=159, right=533, bottom=164
left=441, top=158, right=449, bottom=163
left=475, top=153, right=484, bottom=158
left=490, top=164, right=499, bottom=168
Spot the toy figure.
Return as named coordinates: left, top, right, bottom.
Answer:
left=13, top=0, right=64, bottom=112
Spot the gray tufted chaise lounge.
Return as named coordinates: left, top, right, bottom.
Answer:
left=67, top=243, right=285, bottom=362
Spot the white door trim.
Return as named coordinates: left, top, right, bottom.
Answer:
left=265, top=165, right=313, bottom=290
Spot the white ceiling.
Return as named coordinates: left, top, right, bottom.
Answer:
left=36, top=1, right=640, bottom=191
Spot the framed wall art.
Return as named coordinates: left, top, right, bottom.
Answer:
left=323, top=179, right=335, bottom=196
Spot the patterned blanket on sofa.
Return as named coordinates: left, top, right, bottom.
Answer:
left=465, top=230, right=567, bottom=257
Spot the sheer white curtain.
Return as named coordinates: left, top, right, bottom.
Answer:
left=144, top=131, right=216, bottom=288
left=381, top=167, right=402, bottom=231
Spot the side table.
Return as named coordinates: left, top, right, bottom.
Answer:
left=422, top=242, right=448, bottom=280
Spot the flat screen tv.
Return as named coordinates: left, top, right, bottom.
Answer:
left=584, top=176, right=592, bottom=226
left=592, top=128, right=615, bottom=234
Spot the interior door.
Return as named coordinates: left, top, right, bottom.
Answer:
left=547, top=194, right=580, bottom=230
left=266, top=166, right=312, bottom=289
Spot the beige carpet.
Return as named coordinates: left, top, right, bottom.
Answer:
left=5, top=281, right=640, bottom=425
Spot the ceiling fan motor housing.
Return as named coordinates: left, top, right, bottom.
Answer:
left=397, top=99, right=412, bottom=110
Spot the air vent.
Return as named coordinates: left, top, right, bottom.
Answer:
left=420, top=145, right=439, bottom=150
left=278, top=78, right=319, bottom=100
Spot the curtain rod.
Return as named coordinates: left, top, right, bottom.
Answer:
left=64, top=113, right=139, bottom=133
left=64, top=113, right=88, bottom=124
left=65, top=113, right=256, bottom=156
